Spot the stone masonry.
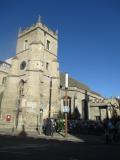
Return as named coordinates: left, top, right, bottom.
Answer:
left=0, top=18, right=60, bottom=132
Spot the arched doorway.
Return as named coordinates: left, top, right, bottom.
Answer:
left=19, top=79, right=25, bottom=97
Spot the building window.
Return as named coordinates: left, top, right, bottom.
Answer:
left=19, top=79, right=25, bottom=97
left=20, top=61, right=27, bottom=70
left=60, top=85, right=62, bottom=89
left=63, top=97, right=71, bottom=107
left=46, top=40, right=50, bottom=50
left=46, top=62, right=49, bottom=70
left=2, top=77, right=7, bottom=85
left=24, top=40, right=29, bottom=50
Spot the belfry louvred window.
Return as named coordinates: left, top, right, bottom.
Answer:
left=46, top=40, right=50, bottom=50
left=24, top=40, right=28, bottom=50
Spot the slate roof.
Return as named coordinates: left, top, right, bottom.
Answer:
left=60, top=73, right=102, bottom=97
left=60, top=73, right=90, bottom=91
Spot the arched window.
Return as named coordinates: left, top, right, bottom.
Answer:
left=19, top=79, right=25, bottom=97
left=46, top=40, right=50, bottom=50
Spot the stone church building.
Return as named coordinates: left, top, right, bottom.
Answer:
left=0, top=18, right=119, bottom=132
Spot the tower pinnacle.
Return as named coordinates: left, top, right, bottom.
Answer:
left=37, top=15, right=41, bottom=23
left=56, top=29, right=58, bottom=34
left=18, top=27, right=22, bottom=33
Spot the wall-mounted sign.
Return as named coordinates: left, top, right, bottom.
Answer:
left=63, top=106, right=69, bottom=113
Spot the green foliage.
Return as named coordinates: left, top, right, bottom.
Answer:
left=56, top=111, right=65, bottom=132
left=57, top=111, right=64, bottom=119
left=56, top=119, right=65, bottom=132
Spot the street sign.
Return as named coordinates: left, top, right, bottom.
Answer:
left=63, top=106, right=69, bottom=113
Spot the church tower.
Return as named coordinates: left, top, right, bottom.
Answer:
left=0, top=17, right=60, bottom=132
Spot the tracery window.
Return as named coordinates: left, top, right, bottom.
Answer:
left=46, top=40, right=50, bottom=50
left=19, top=80, right=25, bottom=97
left=24, top=40, right=29, bottom=50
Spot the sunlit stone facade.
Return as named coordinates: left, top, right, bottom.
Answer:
left=0, top=19, right=118, bottom=133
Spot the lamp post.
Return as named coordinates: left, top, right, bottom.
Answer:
left=49, top=77, right=52, bottom=118
left=64, top=73, right=69, bottom=137
left=44, top=75, right=58, bottom=119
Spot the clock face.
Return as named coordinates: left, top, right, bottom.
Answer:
left=20, top=61, right=26, bottom=70
left=34, top=61, right=43, bottom=71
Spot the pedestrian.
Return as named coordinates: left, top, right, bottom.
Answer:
left=107, top=120, right=115, bottom=143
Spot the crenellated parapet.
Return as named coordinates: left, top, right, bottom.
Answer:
left=18, top=19, right=58, bottom=39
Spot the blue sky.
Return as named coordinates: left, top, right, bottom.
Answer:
left=0, top=0, right=120, bottom=97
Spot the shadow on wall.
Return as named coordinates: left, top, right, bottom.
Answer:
left=0, top=92, right=3, bottom=109
left=18, top=125, right=27, bottom=137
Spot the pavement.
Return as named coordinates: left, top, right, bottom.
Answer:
left=0, top=130, right=119, bottom=160
left=0, top=132, right=119, bottom=160
left=0, top=129, right=104, bottom=143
